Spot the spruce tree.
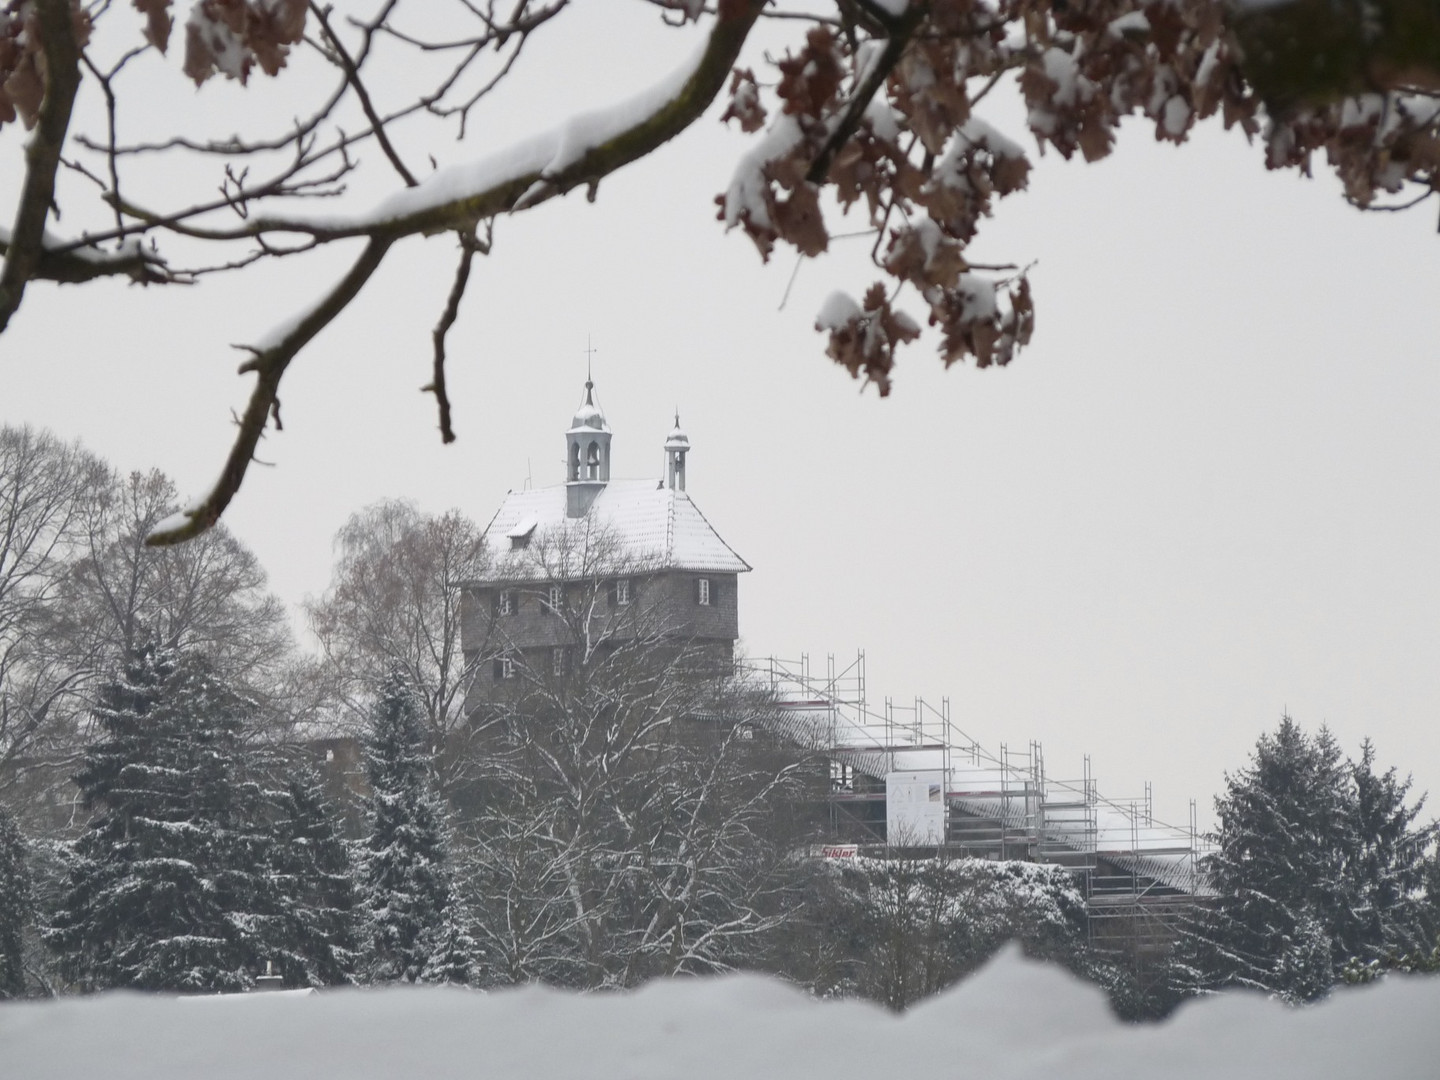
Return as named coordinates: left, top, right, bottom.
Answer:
left=1176, top=716, right=1353, bottom=1002
left=259, top=762, right=363, bottom=987
left=1337, top=740, right=1437, bottom=963
left=419, top=893, right=479, bottom=986
left=44, top=646, right=271, bottom=992
left=1175, top=718, right=1436, bottom=1002
left=0, top=804, right=32, bottom=998
left=360, top=671, right=473, bottom=984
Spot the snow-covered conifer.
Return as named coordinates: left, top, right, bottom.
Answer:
left=359, top=671, right=473, bottom=984
left=0, top=804, right=32, bottom=998
left=418, top=894, right=479, bottom=986
left=1337, top=740, right=1437, bottom=964
left=259, top=762, right=363, bottom=987
left=1175, top=717, right=1434, bottom=1003
left=44, top=646, right=271, bottom=992
left=1176, top=718, right=1351, bottom=1001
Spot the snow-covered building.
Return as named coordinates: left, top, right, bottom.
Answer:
left=461, top=379, right=750, bottom=703
left=457, top=380, right=1203, bottom=966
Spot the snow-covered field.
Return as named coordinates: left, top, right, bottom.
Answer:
left=3, top=948, right=1437, bottom=1079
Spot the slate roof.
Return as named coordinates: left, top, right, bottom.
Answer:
left=475, top=479, right=751, bottom=583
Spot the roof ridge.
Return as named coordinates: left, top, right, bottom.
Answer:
left=472, top=482, right=748, bottom=582
left=677, top=491, right=752, bottom=573
left=476, top=490, right=511, bottom=543
left=664, top=485, right=676, bottom=566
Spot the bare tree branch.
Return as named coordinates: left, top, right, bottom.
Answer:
left=424, top=224, right=489, bottom=444
left=311, top=2, right=418, bottom=187
left=146, top=0, right=763, bottom=543
left=0, top=0, right=84, bottom=333
left=146, top=236, right=394, bottom=546
left=0, top=233, right=172, bottom=285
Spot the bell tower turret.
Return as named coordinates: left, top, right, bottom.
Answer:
left=665, top=413, right=690, bottom=492
left=566, top=379, right=611, bottom=517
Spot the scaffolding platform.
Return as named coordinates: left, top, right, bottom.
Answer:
left=750, top=652, right=1211, bottom=956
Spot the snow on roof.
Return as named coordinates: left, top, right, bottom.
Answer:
left=764, top=697, right=1205, bottom=894
left=5, top=947, right=1439, bottom=1079
left=475, top=480, right=750, bottom=583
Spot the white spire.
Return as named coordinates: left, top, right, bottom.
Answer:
left=566, top=376, right=612, bottom=517
left=665, top=411, right=689, bottom=492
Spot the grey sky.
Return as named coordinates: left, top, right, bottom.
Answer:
left=2, top=3, right=1436, bottom=829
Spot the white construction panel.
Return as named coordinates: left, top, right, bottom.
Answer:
left=885, top=770, right=946, bottom=846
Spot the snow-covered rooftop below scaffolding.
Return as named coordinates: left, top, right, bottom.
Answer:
left=476, top=480, right=750, bottom=583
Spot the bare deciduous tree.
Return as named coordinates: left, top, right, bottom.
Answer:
left=0, top=427, right=108, bottom=791
left=2, top=1, right=1433, bottom=542
left=49, top=468, right=293, bottom=687
left=462, top=524, right=814, bottom=987
left=1, top=435, right=294, bottom=818
left=306, top=499, right=488, bottom=795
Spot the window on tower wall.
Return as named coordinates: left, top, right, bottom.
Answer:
left=551, top=647, right=567, bottom=676
left=696, top=578, right=711, bottom=606
left=497, top=590, right=515, bottom=617
left=547, top=583, right=563, bottom=614
left=614, top=578, right=631, bottom=606
left=494, top=654, right=516, bottom=680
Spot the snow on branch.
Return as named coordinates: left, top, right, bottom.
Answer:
left=147, top=3, right=767, bottom=546
left=0, top=228, right=172, bottom=286
left=230, top=3, right=766, bottom=241
left=147, top=236, right=395, bottom=546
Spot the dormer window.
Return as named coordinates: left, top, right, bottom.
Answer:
left=696, top=578, right=711, bottom=606
left=507, top=518, right=537, bottom=550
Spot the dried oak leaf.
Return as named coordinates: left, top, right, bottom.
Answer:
left=892, top=41, right=970, bottom=155
left=133, top=0, right=173, bottom=52
left=776, top=26, right=843, bottom=119
left=929, top=273, right=1033, bottom=370
left=827, top=125, right=903, bottom=220
left=721, top=67, right=766, bottom=133
left=0, top=0, right=90, bottom=131
left=883, top=221, right=968, bottom=291
left=817, top=282, right=921, bottom=396
left=183, top=0, right=305, bottom=87
left=772, top=181, right=829, bottom=257
left=0, top=5, right=42, bottom=130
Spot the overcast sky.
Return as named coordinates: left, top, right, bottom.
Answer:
left=2, top=2, right=1437, bottom=829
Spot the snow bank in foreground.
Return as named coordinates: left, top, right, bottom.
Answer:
left=3, top=947, right=1437, bottom=1079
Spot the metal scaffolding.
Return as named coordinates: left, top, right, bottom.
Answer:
left=750, top=652, right=1210, bottom=960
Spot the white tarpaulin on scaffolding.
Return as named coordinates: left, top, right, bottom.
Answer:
left=886, top=770, right=946, bottom=845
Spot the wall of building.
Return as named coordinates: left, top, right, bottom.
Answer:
left=462, top=571, right=740, bottom=702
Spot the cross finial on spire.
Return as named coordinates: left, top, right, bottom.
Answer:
left=584, top=335, right=597, bottom=389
